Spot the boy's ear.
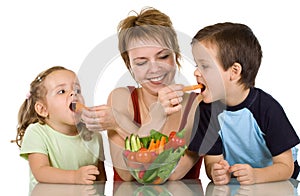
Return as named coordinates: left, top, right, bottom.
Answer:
left=35, top=101, right=48, bottom=118
left=230, top=62, right=242, bottom=81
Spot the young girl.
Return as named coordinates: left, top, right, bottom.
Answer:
left=13, top=66, right=106, bottom=187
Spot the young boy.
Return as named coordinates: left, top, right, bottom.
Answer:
left=188, top=22, right=299, bottom=185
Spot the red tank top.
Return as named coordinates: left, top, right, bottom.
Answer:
left=113, top=87, right=202, bottom=181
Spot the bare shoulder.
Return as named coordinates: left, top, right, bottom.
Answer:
left=107, top=87, right=132, bottom=105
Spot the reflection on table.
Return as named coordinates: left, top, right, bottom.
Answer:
left=30, top=178, right=299, bottom=196
left=205, top=178, right=299, bottom=196
left=31, top=181, right=106, bottom=196
left=113, top=179, right=204, bottom=196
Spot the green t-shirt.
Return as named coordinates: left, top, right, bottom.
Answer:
left=20, top=123, right=105, bottom=186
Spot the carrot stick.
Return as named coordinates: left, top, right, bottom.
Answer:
left=158, top=136, right=166, bottom=154
left=183, top=84, right=203, bottom=92
left=148, top=139, right=156, bottom=151
left=155, top=139, right=160, bottom=154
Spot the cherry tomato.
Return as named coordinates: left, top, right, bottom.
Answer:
left=123, top=150, right=131, bottom=157
left=126, top=152, right=140, bottom=169
left=135, top=151, right=152, bottom=163
left=138, top=170, right=145, bottom=179
left=169, top=131, right=176, bottom=139
left=174, top=137, right=185, bottom=147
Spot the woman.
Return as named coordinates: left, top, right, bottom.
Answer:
left=82, top=7, right=202, bottom=181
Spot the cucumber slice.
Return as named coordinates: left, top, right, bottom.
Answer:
left=125, top=136, right=131, bottom=151
left=130, top=134, right=138, bottom=152
left=136, top=135, right=142, bottom=150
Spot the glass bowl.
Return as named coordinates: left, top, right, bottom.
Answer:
left=122, top=148, right=184, bottom=185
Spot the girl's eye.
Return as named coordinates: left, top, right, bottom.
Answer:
left=75, top=89, right=81, bottom=94
left=58, top=90, right=66, bottom=94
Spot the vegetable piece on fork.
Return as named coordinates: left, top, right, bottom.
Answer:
left=70, top=102, right=87, bottom=112
left=182, top=84, right=203, bottom=92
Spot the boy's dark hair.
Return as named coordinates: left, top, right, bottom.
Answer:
left=192, top=22, right=262, bottom=88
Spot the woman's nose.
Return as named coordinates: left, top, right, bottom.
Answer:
left=148, top=61, right=161, bottom=72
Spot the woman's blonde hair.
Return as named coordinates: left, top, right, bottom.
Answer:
left=118, top=7, right=181, bottom=70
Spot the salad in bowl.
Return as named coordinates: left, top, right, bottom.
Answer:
left=123, top=129, right=187, bottom=184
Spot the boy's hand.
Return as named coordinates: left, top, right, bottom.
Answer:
left=229, top=163, right=256, bottom=185
left=75, top=165, right=100, bottom=184
left=211, top=160, right=231, bottom=185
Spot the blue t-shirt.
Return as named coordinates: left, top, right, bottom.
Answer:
left=189, top=87, right=300, bottom=178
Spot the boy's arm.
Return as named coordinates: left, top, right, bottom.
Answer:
left=230, top=149, right=294, bottom=184
left=204, top=154, right=224, bottom=180
left=28, top=153, right=99, bottom=184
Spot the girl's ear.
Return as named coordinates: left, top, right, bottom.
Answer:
left=230, top=62, right=242, bottom=81
left=34, top=101, right=48, bottom=118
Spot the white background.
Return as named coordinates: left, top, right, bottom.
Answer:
left=1, top=0, right=299, bottom=195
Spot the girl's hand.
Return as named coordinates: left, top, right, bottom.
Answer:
left=81, top=105, right=117, bottom=131
left=211, top=160, right=231, bottom=185
left=75, top=165, right=100, bottom=184
left=158, top=84, right=184, bottom=115
left=229, top=163, right=256, bottom=185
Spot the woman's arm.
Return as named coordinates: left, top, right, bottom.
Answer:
left=168, top=150, right=200, bottom=180
left=83, top=85, right=186, bottom=139
left=107, top=130, right=134, bottom=181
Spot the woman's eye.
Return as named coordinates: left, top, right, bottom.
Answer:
left=135, top=61, right=147, bottom=66
left=159, top=54, right=169, bottom=59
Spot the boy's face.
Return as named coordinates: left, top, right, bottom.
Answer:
left=192, top=41, right=230, bottom=103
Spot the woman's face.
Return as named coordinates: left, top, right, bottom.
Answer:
left=128, top=40, right=177, bottom=94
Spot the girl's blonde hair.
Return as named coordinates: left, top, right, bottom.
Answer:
left=118, top=7, right=181, bottom=70
left=13, top=66, right=68, bottom=147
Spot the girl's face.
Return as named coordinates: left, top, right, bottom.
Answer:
left=42, top=70, right=84, bottom=131
left=192, top=41, right=230, bottom=103
left=128, top=40, right=177, bottom=95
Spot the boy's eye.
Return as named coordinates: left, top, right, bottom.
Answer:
left=198, top=64, right=208, bottom=70
left=202, top=64, right=208, bottom=69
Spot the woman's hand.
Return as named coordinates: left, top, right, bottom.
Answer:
left=158, top=84, right=184, bottom=115
left=81, top=105, right=117, bottom=131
